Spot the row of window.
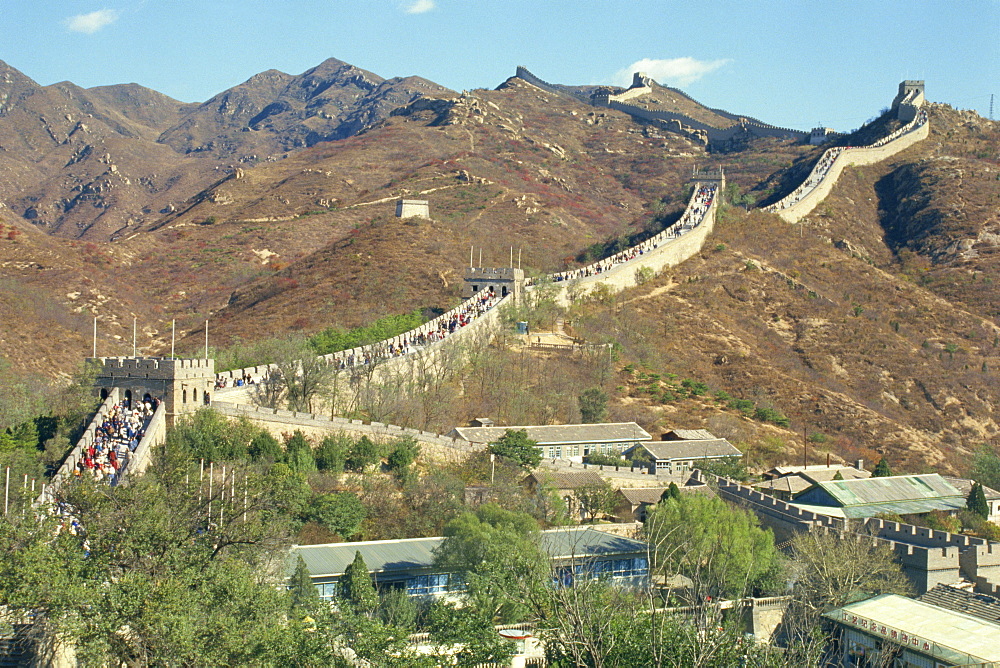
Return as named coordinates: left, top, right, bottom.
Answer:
left=541, top=443, right=638, bottom=459
left=313, top=559, right=648, bottom=600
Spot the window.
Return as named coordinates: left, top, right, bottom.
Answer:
left=314, top=581, right=338, bottom=601
left=407, top=573, right=464, bottom=596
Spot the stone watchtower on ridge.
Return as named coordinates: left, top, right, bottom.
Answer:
left=462, top=267, right=525, bottom=303
left=89, top=356, right=215, bottom=427
left=891, top=80, right=925, bottom=121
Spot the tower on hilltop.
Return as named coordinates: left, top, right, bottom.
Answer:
left=89, top=356, right=215, bottom=426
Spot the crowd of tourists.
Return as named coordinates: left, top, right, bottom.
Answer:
left=544, top=182, right=718, bottom=283
left=329, top=289, right=502, bottom=369
left=215, top=373, right=256, bottom=389
left=768, top=109, right=928, bottom=212
left=72, top=396, right=156, bottom=486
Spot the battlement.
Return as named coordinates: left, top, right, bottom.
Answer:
left=691, top=167, right=725, bottom=183
left=91, top=356, right=215, bottom=425
left=462, top=266, right=525, bottom=301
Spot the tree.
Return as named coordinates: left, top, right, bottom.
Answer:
left=578, top=387, right=609, bottom=423
left=644, top=493, right=782, bottom=598
left=872, top=457, right=892, bottom=477
left=387, top=436, right=420, bottom=479
left=284, top=430, right=317, bottom=474
left=434, top=504, right=547, bottom=622
left=967, top=482, right=990, bottom=519
left=289, top=556, right=321, bottom=613
left=247, top=430, right=282, bottom=462
left=315, top=433, right=351, bottom=472
left=575, top=479, right=618, bottom=521
left=972, top=444, right=1000, bottom=491
left=426, top=601, right=516, bottom=667
left=341, top=550, right=378, bottom=613
left=660, top=482, right=682, bottom=502
left=305, top=493, right=367, bottom=539
left=346, top=435, right=381, bottom=472
left=783, top=529, right=911, bottom=652
left=488, top=429, right=541, bottom=469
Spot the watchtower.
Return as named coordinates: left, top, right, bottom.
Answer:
left=395, top=199, right=429, bottom=219
left=891, top=80, right=925, bottom=121
left=462, top=267, right=525, bottom=303
left=89, top=357, right=215, bottom=427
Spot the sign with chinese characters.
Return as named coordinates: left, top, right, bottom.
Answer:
left=841, top=612, right=932, bottom=653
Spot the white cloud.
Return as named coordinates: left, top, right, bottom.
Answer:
left=403, top=0, right=435, bottom=14
left=66, top=9, right=119, bottom=34
left=612, top=57, right=730, bottom=88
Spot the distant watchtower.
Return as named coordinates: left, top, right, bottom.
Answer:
left=90, top=357, right=215, bottom=426
left=462, top=267, right=525, bottom=303
left=395, top=199, right=429, bottom=219
left=891, top=80, right=925, bottom=121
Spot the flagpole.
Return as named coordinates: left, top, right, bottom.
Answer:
left=171, top=319, right=176, bottom=359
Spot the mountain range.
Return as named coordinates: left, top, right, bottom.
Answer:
left=0, top=57, right=998, bottom=474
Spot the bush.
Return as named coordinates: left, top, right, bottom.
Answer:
left=583, top=452, right=629, bottom=467
left=753, top=406, right=790, bottom=428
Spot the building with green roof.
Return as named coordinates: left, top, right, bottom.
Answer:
left=791, top=473, right=967, bottom=519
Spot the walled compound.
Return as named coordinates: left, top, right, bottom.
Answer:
left=715, top=476, right=1000, bottom=596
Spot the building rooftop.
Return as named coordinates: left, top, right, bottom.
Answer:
left=662, top=429, right=716, bottom=441
left=449, top=422, right=651, bottom=446
left=618, top=487, right=666, bottom=506
left=524, top=470, right=605, bottom=490
left=919, top=585, right=1000, bottom=624
left=291, top=527, right=649, bottom=579
left=634, top=439, right=741, bottom=462
left=825, top=594, right=1000, bottom=663
left=797, top=473, right=963, bottom=508
left=943, top=476, right=1000, bottom=501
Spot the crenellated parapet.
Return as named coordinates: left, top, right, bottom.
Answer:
left=91, top=356, right=214, bottom=426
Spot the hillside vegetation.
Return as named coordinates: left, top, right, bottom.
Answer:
left=0, top=58, right=998, bottom=474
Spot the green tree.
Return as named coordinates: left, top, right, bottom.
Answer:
left=434, top=504, right=547, bottom=622
left=968, top=482, right=990, bottom=519
left=578, top=387, right=609, bottom=423
left=289, top=556, right=320, bottom=613
left=574, top=479, right=618, bottom=521
left=426, top=601, right=516, bottom=667
left=247, top=430, right=282, bottom=462
left=284, top=430, right=317, bottom=474
left=972, top=444, right=1000, bottom=491
left=872, top=457, right=892, bottom=477
left=341, top=550, right=378, bottom=613
left=387, top=436, right=420, bottom=479
left=488, top=429, right=541, bottom=469
left=346, top=435, right=382, bottom=473
left=661, top=481, right=682, bottom=502
left=315, top=433, right=351, bottom=472
left=644, top=493, right=782, bottom=598
left=305, top=492, right=367, bottom=539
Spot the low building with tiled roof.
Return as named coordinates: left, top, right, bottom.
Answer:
left=754, top=463, right=871, bottom=501
left=625, top=431, right=741, bottom=472
left=447, top=422, right=651, bottom=463
left=919, top=584, right=1000, bottom=624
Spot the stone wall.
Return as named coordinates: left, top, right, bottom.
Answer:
left=123, top=402, right=167, bottom=481
left=40, top=388, right=120, bottom=503
left=765, top=109, right=929, bottom=224
left=605, top=100, right=807, bottom=143
left=716, top=478, right=1000, bottom=594
left=212, top=401, right=482, bottom=464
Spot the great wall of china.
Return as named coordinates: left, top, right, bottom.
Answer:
left=46, top=79, right=929, bottom=504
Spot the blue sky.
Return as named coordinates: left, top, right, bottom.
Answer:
left=1, top=1, right=997, bottom=132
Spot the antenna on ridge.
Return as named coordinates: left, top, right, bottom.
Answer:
left=990, top=94, right=995, bottom=121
